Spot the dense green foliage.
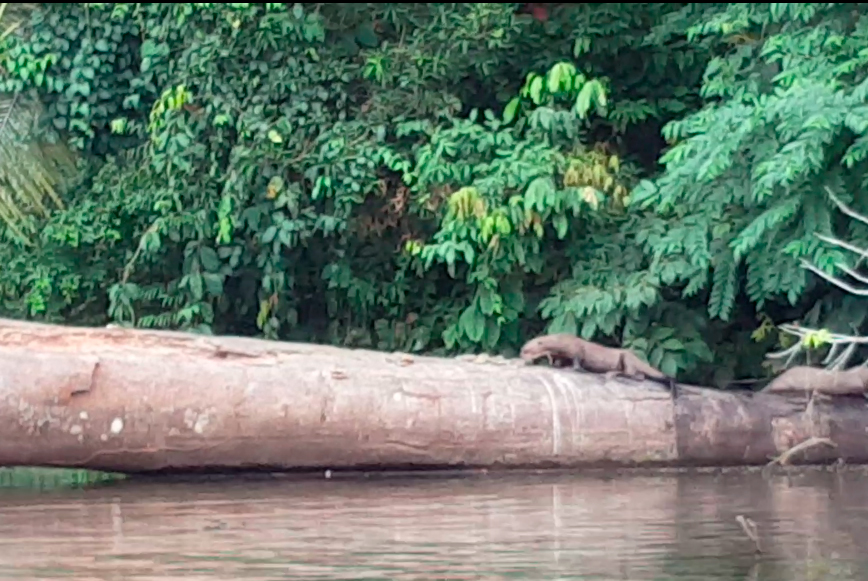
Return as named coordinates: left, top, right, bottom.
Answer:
left=2, top=3, right=868, bottom=385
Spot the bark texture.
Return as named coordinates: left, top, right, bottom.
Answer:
left=0, top=318, right=863, bottom=472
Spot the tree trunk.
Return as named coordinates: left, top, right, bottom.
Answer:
left=0, top=318, right=862, bottom=473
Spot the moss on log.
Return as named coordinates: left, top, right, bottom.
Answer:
left=0, top=318, right=862, bottom=473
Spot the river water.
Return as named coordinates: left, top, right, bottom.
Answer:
left=0, top=468, right=865, bottom=580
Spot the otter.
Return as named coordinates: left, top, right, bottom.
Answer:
left=520, top=333, right=677, bottom=397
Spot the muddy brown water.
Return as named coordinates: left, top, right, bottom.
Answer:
left=0, top=469, right=866, bottom=580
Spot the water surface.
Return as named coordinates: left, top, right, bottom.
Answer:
left=0, top=468, right=865, bottom=580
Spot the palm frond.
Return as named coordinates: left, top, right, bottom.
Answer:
left=0, top=2, right=78, bottom=246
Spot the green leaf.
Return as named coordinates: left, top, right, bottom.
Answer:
left=547, top=62, right=576, bottom=94
left=478, top=287, right=498, bottom=315
left=355, top=22, right=379, bottom=48
left=261, top=226, right=278, bottom=243
left=573, top=36, right=591, bottom=57
left=199, top=247, right=220, bottom=272
left=548, top=312, right=578, bottom=335
left=524, top=176, right=556, bottom=212
left=575, top=79, right=607, bottom=118
left=483, top=318, right=501, bottom=348
left=458, top=304, right=485, bottom=343
left=659, top=355, right=679, bottom=378
left=189, top=273, right=204, bottom=300
left=552, top=213, right=568, bottom=239
left=503, top=97, right=520, bottom=124
left=202, top=273, right=224, bottom=296
left=529, top=76, right=544, bottom=105
left=661, top=338, right=685, bottom=351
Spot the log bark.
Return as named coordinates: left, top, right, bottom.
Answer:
left=0, top=318, right=865, bottom=473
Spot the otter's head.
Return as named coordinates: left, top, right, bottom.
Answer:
left=519, top=336, right=551, bottom=362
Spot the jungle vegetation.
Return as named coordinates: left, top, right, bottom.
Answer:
left=1, top=2, right=867, bottom=387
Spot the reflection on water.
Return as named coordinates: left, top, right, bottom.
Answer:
left=0, top=469, right=865, bottom=580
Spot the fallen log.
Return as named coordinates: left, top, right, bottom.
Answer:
left=0, top=318, right=865, bottom=473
